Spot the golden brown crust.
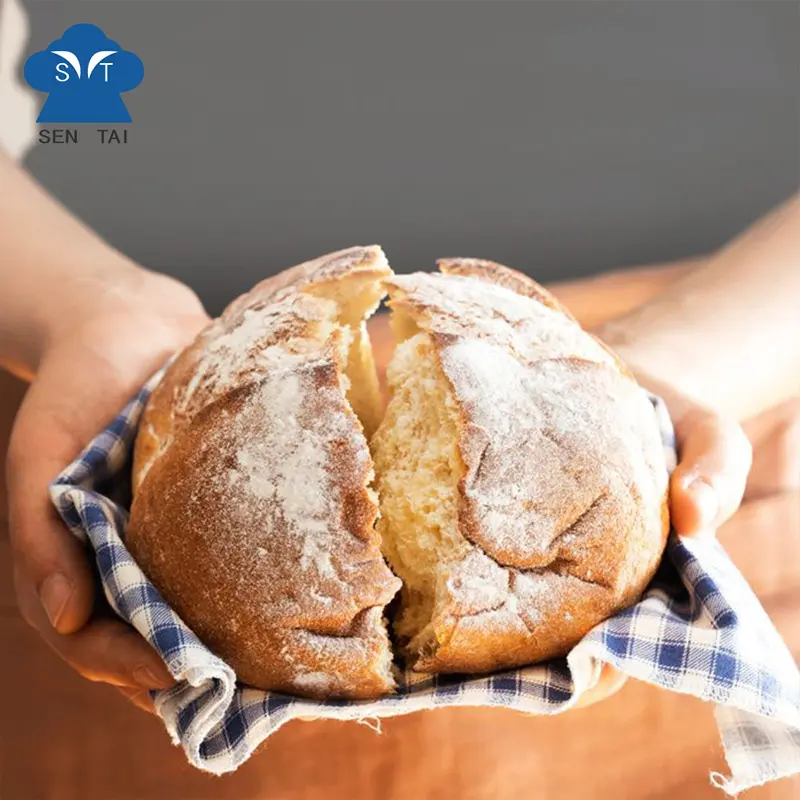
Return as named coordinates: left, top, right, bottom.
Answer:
left=129, top=246, right=401, bottom=699
left=385, top=261, right=670, bottom=674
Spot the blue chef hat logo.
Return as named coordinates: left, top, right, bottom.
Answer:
left=24, top=23, right=144, bottom=123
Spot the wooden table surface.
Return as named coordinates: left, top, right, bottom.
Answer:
left=1, top=365, right=798, bottom=800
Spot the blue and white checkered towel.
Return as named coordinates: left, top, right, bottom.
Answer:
left=49, top=372, right=800, bottom=796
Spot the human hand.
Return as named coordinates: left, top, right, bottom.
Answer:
left=593, top=334, right=753, bottom=539
left=7, top=266, right=210, bottom=713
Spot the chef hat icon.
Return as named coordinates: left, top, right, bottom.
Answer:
left=24, top=24, right=144, bottom=123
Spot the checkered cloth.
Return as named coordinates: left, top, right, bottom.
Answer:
left=49, top=371, right=800, bottom=796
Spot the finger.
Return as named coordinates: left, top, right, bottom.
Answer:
left=670, top=408, right=752, bottom=537
left=14, top=566, right=175, bottom=690
left=116, top=686, right=158, bottom=715
left=573, top=664, right=627, bottom=710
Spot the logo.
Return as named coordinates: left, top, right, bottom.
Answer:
left=24, top=23, right=143, bottom=124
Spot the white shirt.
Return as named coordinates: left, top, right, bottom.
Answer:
left=0, top=0, right=37, bottom=160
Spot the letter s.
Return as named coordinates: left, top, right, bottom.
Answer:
left=55, top=62, right=70, bottom=82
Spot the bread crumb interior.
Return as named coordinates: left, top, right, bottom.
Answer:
left=317, top=276, right=468, bottom=664
left=370, top=329, right=468, bottom=655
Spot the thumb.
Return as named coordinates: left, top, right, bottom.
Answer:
left=670, top=408, right=752, bottom=537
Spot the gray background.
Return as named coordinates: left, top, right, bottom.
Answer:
left=22, top=1, right=800, bottom=316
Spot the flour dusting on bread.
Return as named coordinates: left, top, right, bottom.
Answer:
left=129, top=247, right=669, bottom=694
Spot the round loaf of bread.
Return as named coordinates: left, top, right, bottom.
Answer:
left=370, top=259, right=669, bottom=674
left=128, top=247, right=669, bottom=697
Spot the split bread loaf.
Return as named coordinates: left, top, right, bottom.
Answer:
left=128, top=246, right=669, bottom=699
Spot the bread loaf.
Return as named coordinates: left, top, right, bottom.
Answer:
left=129, top=248, right=669, bottom=697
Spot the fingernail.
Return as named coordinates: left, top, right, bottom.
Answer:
left=134, top=665, right=172, bottom=690
left=39, top=573, right=73, bottom=630
left=686, top=478, right=719, bottom=529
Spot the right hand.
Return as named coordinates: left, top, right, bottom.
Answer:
left=7, top=267, right=210, bottom=713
